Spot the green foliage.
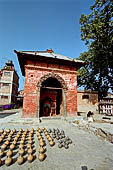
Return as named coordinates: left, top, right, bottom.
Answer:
left=78, top=0, right=113, bottom=99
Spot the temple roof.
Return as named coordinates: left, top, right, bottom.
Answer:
left=14, top=49, right=86, bottom=76
left=15, top=49, right=85, bottom=63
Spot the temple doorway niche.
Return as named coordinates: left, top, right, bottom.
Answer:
left=40, top=77, right=63, bottom=117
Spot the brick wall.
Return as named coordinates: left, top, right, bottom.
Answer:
left=22, top=61, right=77, bottom=118
left=77, top=90, right=98, bottom=114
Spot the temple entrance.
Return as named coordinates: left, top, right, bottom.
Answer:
left=40, top=77, right=63, bottom=117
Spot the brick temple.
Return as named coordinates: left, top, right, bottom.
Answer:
left=14, top=49, right=85, bottom=118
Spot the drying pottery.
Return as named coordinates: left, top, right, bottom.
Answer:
left=20, top=140, right=24, bottom=144
left=19, top=144, right=24, bottom=149
left=0, top=137, right=3, bottom=143
left=6, top=149, right=13, bottom=157
left=40, top=141, right=45, bottom=147
left=27, top=143, right=31, bottom=149
left=5, top=156, right=12, bottom=166
left=38, top=153, right=45, bottom=161
left=13, top=140, right=17, bottom=145
left=5, top=140, right=10, bottom=146
left=48, top=137, right=52, bottom=142
left=0, top=149, right=4, bottom=157
left=28, top=139, right=32, bottom=144
left=58, top=143, right=63, bottom=148
left=28, top=147, right=33, bottom=154
left=64, top=144, right=69, bottom=149
left=49, top=140, right=54, bottom=147
left=1, top=144, right=7, bottom=150
left=1, top=134, right=5, bottom=139
left=19, top=148, right=24, bottom=156
left=7, top=129, right=11, bottom=133
left=27, top=153, right=34, bottom=163
left=10, top=143, right=15, bottom=150
left=0, top=129, right=4, bottom=134
left=13, top=128, right=16, bottom=133
left=17, top=155, right=24, bottom=165
left=39, top=147, right=45, bottom=153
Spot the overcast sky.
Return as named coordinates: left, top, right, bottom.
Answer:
left=0, top=0, right=94, bottom=90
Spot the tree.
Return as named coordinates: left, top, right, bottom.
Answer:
left=78, top=0, right=113, bottom=99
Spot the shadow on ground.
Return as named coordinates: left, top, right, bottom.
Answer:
left=0, top=112, right=17, bottom=118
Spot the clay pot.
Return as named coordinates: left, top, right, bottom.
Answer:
left=27, top=153, right=34, bottom=163
left=7, top=136, right=11, bottom=141
left=13, top=128, right=16, bottom=133
left=14, top=136, right=18, bottom=141
left=19, top=144, right=24, bottom=149
left=25, top=128, right=28, bottom=132
left=10, top=130, right=14, bottom=135
left=38, top=136, right=42, bottom=140
left=20, top=140, right=24, bottom=144
left=1, top=144, right=7, bottom=150
left=30, top=130, right=34, bottom=134
left=46, top=135, right=50, bottom=139
left=6, top=149, right=13, bottom=157
left=39, top=147, right=45, bottom=153
left=40, top=141, right=45, bottom=147
left=5, top=156, right=12, bottom=166
left=22, top=135, right=26, bottom=139
left=0, top=149, right=4, bottom=157
left=38, top=153, right=45, bottom=161
left=39, top=138, right=44, bottom=143
left=29, top=133, right=32, bottom=137
left=7, top=129, right=11, bottom=133
left=16, top=134, right=20, bottom=138
left=19, top=148, right=24, bottom=156
left=19, top=128, right=23, bottom=132
left=17, top=155, right=24, bottom=165
left=27, top=143, right=31, bottom=149
left=58, top=143, right=63, bottom=148
left=28, top=147, right=33, bottom=154
left=49, top=140, right=54, bottom=147
left=3, top=131, right=7, bottom=136
left=28, top=136, right=32, bottom=140
left=48, top=137, right=52, bottom=142
left=10, top=143, right=15, bottom=150
left=5, top=140, right=10, bottom=146
left=37, top=132, right=41, bottom=137
left=28, top=140, right=32, bottom=144
left=64, top=144, right=69, bottom=149
left=12, top=140, right=17, bottom=145
left=0, top=129, right=4, bottom=134
left=44, top=132, right=48, bottom=136
left=0, top=137, right=3, bottom=143
left=1, top=134, right=5, bottom=139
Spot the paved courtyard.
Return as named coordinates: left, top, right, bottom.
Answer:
left=0, top=109, right=113, bottom=170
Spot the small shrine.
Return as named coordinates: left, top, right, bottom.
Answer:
left=14, top=49, right=85, bottom=118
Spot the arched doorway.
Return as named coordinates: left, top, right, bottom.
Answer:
left=40, top=77, right=62, bottom=117
left=37, top=72, right=67, bottom=118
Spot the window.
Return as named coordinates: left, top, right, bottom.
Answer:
left=1, top=96, right=8, bottom=99
left=82, top=95, right=89, bottom=99
left=3, top=83, right=9, bottom=86
left=4, top=72, right=11, bottom=76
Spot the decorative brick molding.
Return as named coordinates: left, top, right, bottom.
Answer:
left=37, top=71, right=68, bottom=89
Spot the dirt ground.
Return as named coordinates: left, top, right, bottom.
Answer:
left=0, top=109, right=113, bottom=170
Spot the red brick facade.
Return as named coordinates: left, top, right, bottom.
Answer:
left=22, top=65, right=77, bottom=118
left=15, top=50, right=85, bottom=118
